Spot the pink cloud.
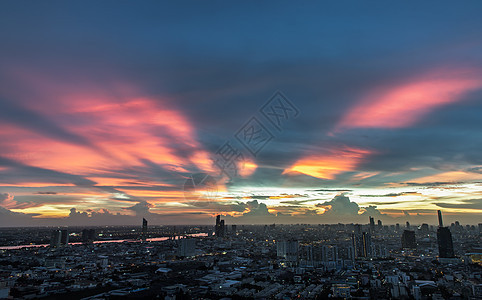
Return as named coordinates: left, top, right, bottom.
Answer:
left=0, top=193, right=38, bottom=209
left=336, top=68, right=482, bottom=130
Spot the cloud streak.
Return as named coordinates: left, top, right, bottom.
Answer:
left=283, top=146, right=373, bottom=180
left=336, top=68, right=482, bottom=130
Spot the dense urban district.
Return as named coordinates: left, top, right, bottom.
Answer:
left=0, top=211, right=481, bottom=299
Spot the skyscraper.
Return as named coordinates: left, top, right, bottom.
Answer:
left=352, top=226, right=372, bottom=258
left=215, top=215, right=225, bottom=237
left=277, top=240, right=299, bottom=265
left=436, top=211, right=455, bottom=258
left=369, top=217, right=375, bottom=233
left=50, top=230, right=61, bottom=248
left=361, top=232, right=372, bottom=257
left=401, top=230, right=416, bottom=249
left=60, top=229, right=69, bottom=245
left=178, top=238, right=196, bottom=257
left=438, top=210, right=444, bottom=227
left=82, top=229, right=96, bottom=243
left=50, top=229, right=69, bottom=247
left=142, top=218, right=148, bottom=241
left=220, top=219, right=225, bottom=237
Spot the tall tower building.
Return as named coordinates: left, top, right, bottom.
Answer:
left=50, top=230, right=61, bottom=248
left=178, top=238, right=196, bottom=257
left=215, top=215, right=225, bottom=237
left=420, top=223, right=429, bottom=233
left=401, top=230, right=416, bottom=249
left=82, top=229, right=96, bottom=243
left=220, top=220, right=225, bottom=237
left=438, top=210, right=444, bottom=227
left=50, top=230, right=69, bottom=247
left=369, top=217, right=375, bottom=233
left=60, top=229, right=69, bottom=245
left=142, top=218, right=148, bottom=241
left=436, top=211, right=455, bottom=258
left=361, top=232, right=372, bottom=257
left=352, top=227, right=372, bottom=258
left=277, top=240, right=299, bottom=265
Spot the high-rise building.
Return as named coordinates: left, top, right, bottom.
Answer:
left=436, top=210, right=455, bottom=258
left=437, top=227, right=455, bottom=258
left=401, top=230, right=416, bottom=249
left=216, top=215, right=220, bottom=229
left=420, top=223, right=429, bottom=233
left=361, top=232, right=372, bottom=257
left=215, top=215, right=225, bottom=237
left=178, top=238, right=196, bottom=257
left=354, top=224, right=362, bottom=235
left=369, top=217, right=375, bottom=233
left=50, top=230, right=61, bottom=248
left=277, top=240, right=299, bottom=265
left=50, top=229, right=69, bottom=248
left=438, top=210, right=444, bottom=227
left=142, top=218, right=148, bottom=240
left=370, top=244, right=388, bottom=258
left=321, top=245, right=338, bottom=262
left=377, top=220, right=383, bottom=232
left=352, top=228, right=372, bottom=258
left=82, top=229, right=96, bottom=243
left=60, top=229, right=69, bottom=245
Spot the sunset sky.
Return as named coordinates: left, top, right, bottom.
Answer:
left=1, top=1, right=482, bottom=226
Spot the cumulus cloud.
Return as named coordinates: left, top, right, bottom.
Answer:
left=0, top=206, right=40, bottom=227
left=124, top=201, right=154, bottom=216
left=0, top=193, right=37, bottom=209
left=0, top=193, right=15, bottom=208
left=243, top=200, right=273, bottom=217
left=186, top=201, right=248, bottom=213
left=361, top=205, right=383, bottom=217
left=68, top=208, right=89, bottom=219
left=317, top=194, right=360, bottom=216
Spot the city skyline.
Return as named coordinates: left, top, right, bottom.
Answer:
left=2, top=2, right=482, bottom=226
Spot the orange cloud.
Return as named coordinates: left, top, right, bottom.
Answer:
left=115, top=188, right=186, bottom=200
left=0, top=182, right=76, bottom=187
left=407, top=171, right=482, bottom=184
left=283, top=147, right=372, bottom=179
left=238, top=159, right=257, bottom=177
left=336, top=68, right=482, bottom=130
